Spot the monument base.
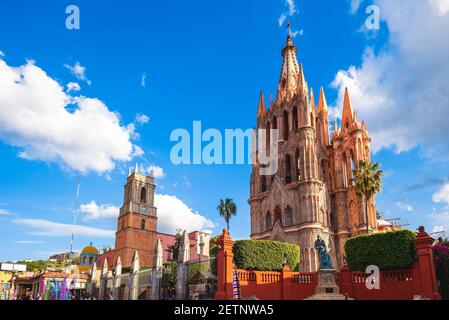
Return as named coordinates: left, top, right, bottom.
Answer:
left=305, top=269, right=352, bottom=300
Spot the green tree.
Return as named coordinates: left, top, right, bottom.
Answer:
left=17, top=260, right=49, bottom=272
left=353, top=160, right=384, bottom=234
left=217, top=198, right=237, bottom=232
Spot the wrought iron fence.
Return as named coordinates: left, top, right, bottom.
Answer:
left=186, top=257, right=217, bottom=300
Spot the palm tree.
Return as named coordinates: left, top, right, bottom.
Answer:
left=353, top=160, right=384, bottom=234
left=217, top=198, right=237, bottom=231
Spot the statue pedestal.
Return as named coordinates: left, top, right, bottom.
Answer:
left=305, top=269, right=351, bottom=300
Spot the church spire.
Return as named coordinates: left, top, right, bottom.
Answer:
left=257, top=91, right=266, bottom=116
left=342, top=87, right=354, bottom=127
left=318, top=87, right=328, bottom=112
left=309, top=88, right=315, bottom=107
left=276, top=23, right=301, bottom=103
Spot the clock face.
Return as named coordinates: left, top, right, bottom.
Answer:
left=140, top=206, right=148, bottom=214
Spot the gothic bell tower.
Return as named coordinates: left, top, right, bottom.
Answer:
left=114, top=165, right=158, bottom=268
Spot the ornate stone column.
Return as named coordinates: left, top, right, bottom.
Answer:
left=151, top=239, right=164, bottom=300
left=176, top=230, right=190, bottom=299
left=113, top=256, right=122, bottom=300
left=130, top=251, right=140, bottom=300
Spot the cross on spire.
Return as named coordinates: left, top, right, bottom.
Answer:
left=287, top=20, right=292, bottom=37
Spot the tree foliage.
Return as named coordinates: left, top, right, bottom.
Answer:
left=217, top=198, right=237, bottom=231
left=233, top=240, right=300, bottom=272
left=433, top=238, right=449, bottom=300
left=353, top=160, right=383, bottom=233
left=345, top=230, right=416, bottom=271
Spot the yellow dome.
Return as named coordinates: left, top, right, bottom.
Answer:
left=81, top=245, right=99, bottom=255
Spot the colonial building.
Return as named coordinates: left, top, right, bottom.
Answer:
left=249, top=33, right=378, bottom=271
left=97, top=167, right=210, bottom=269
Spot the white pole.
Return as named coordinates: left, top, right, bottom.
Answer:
left=70, top=177, right=81, bottom=256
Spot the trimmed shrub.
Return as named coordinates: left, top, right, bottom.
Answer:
left=345, top=230, right=417, bottom=271
left=233, top=240, right=300, bottom=272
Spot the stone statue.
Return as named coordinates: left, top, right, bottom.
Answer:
left=314, top=235, right=333, bottom=270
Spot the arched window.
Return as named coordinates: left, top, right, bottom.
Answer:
left=141, top=219, right=146, bottom=230
left=295, top=148, right=300, bottom=181
left=283, top=111, right=289, bottom=140
left=285, top=206, right=293, bottom=226
left=274, top=205, right=282, bottom=224
left=266, top=211, right=272, bottom=230
left=292, top=106, right=298, bottom=131
left=140, top=187, right=147, bottom=204
left=285, top=154, right=292, bottom=184
left=272, top=117, right=278, bottom=132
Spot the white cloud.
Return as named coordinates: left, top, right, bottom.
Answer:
left=155, top=194, right=215, bottom=234
left=64, top=61, right=91, bottom=85
left=278, top=0, right=298, bottom=27
left=430, top=0, right=449, bottom=15
left=75, top=193, right=215, bottom=235
left=286, top=0, right=297, bottom=16
left=183, top=175, right=192, bottom=188
left=0, top=50, right=4, bottom=57
left=433, top=182, right=449, bottom=207
left=429, top=209, right=449, bottom=234
left=80, top=201, right=119, bottom=221
left=14, top=218, right=115, bottom=238
left=16, top=240, right=45, bottom=244
left=135, top=113, right=150, bottom=125
left=432, top=225, right=445, bottom=233
left=278, top=14, right=287, bottom=27
left=0, top=209, right=11, bottom=215
left=66, top=82, right=81, bottom=93
left=290, top=29, right=303, bottom=38
left=349, top=0, right=364, bottom=14
left=396, top=201, right=413, bottom=212
left=331, top=0, right=449, bottom=160
left=141, top=73, right=147, bottom=88
left=147, top=165, right=165, bottom=179
left=0, top=59, right=140, bottom=174
left=132, top=145, right=145, bottom=157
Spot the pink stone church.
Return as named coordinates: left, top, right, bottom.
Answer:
left=249, top=32, right=382, bottom=272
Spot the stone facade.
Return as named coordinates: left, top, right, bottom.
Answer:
left=97, top=168, right=211, bottom=269
left=249, top=34, right=377, bottom=271
left=113, top=169, right=158, bottom=267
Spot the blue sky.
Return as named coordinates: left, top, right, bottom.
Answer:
left=1, top=0, right=449, bottom=261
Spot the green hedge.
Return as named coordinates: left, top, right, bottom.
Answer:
left=233, top=240, right=300, bottom=272
left=345, top=230, right=417, bottom=271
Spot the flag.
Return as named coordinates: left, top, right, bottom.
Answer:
left=59, top=279, right=68, bottom=301
left=232, top=261, right=241, bottom=300
left=44, top=281, right=51, bottom=300
left=39, top=276, right=46, bottom=300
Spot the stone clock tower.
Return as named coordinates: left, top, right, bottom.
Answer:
left=114, top=165, right=158, bottom=267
